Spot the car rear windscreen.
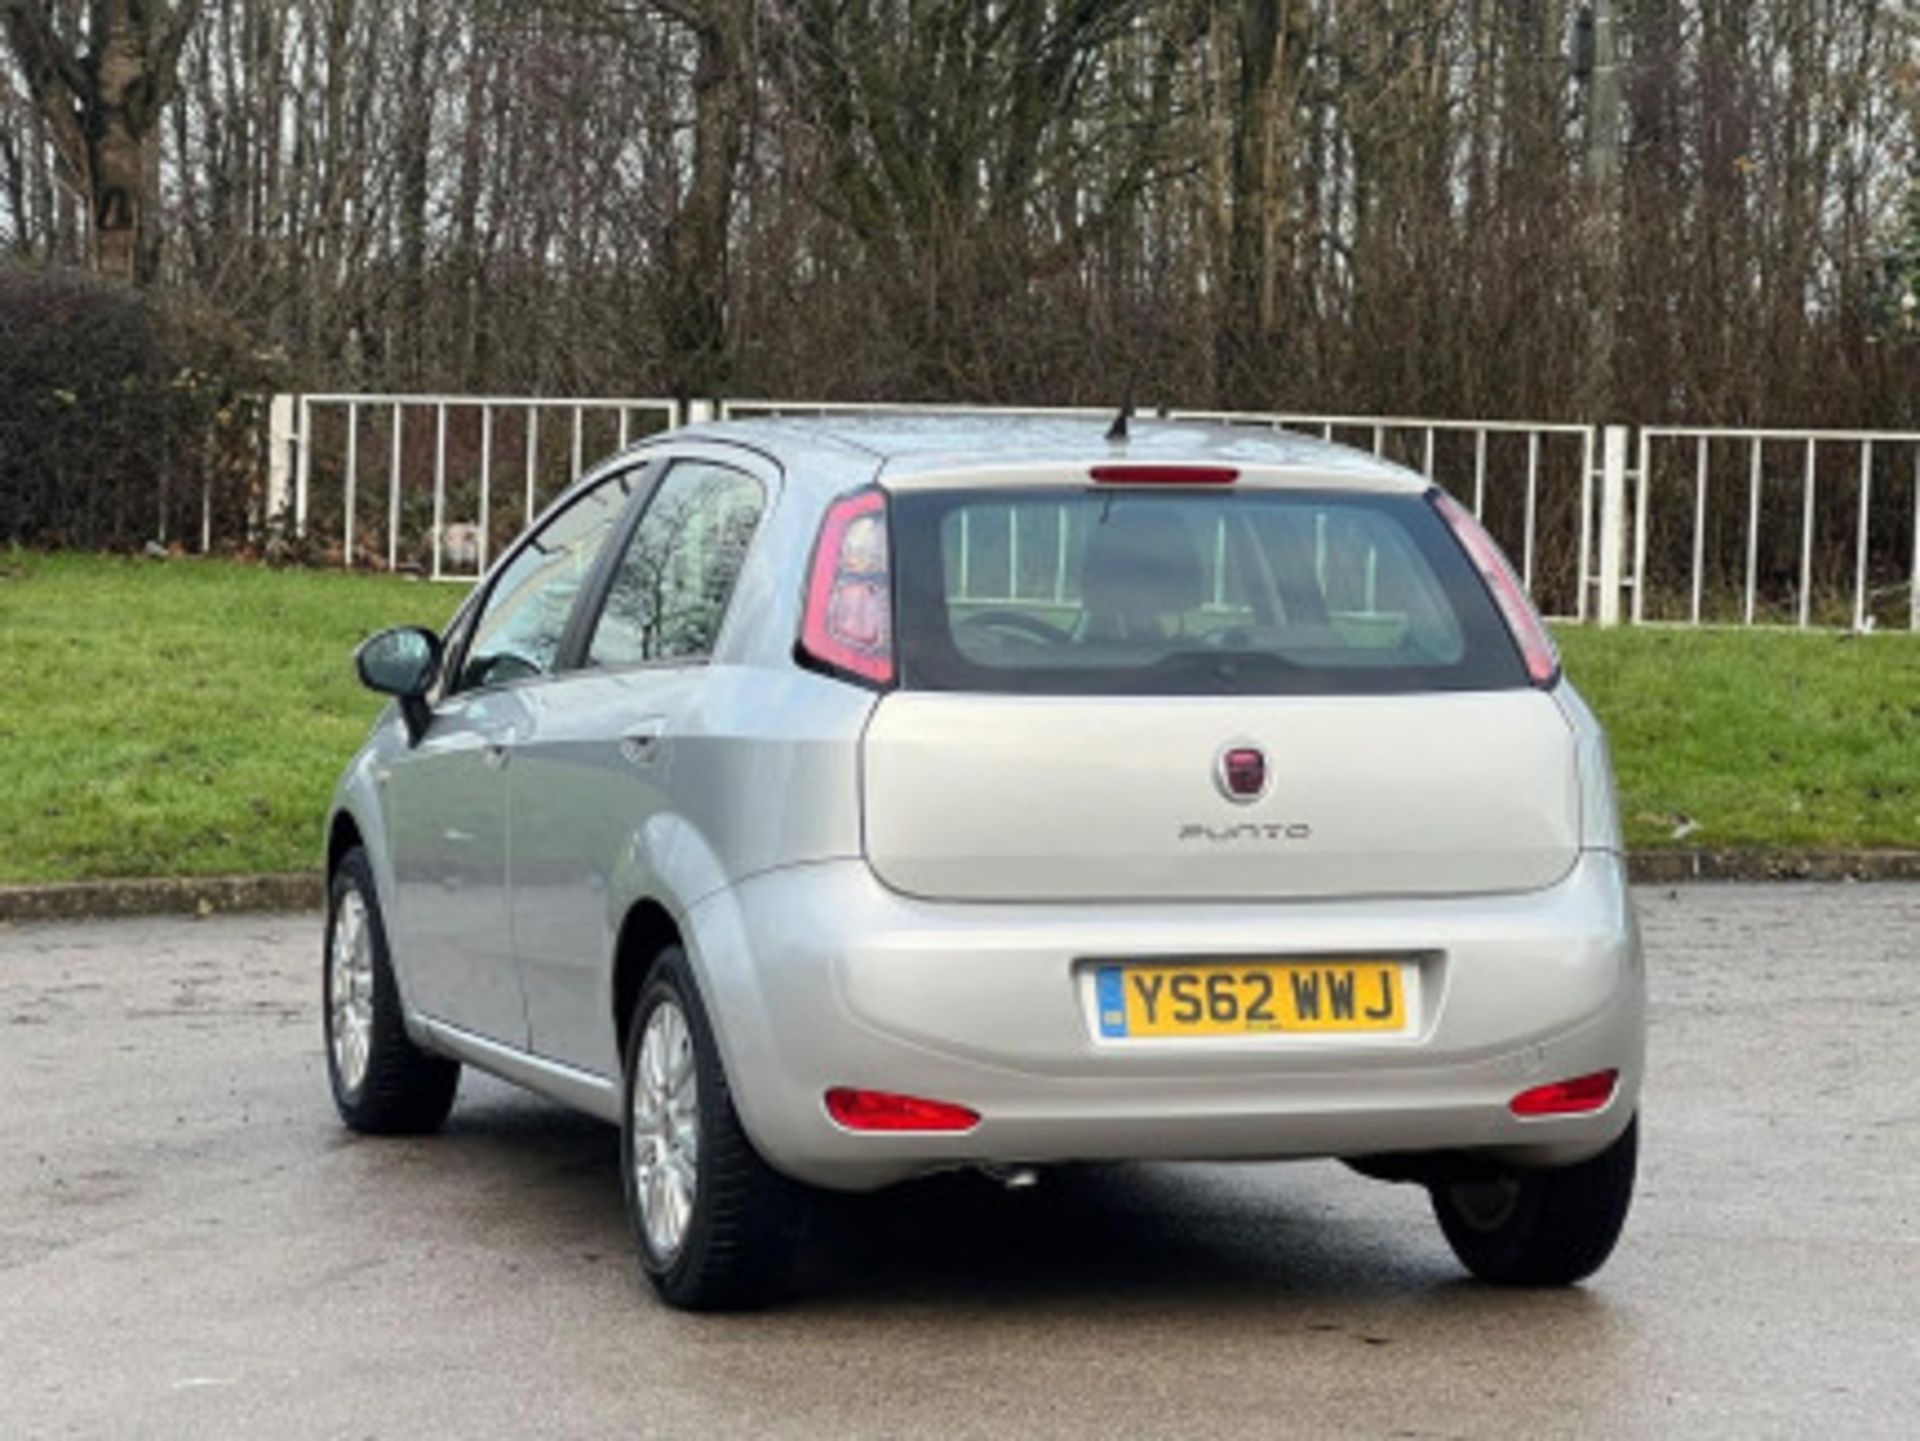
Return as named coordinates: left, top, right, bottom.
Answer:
left=891, top=487, right=1528, bottom=695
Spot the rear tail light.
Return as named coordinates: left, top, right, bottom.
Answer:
left=798, top=488, right=893, bottom=687
left=1510, top=1069, right=1619, bottom=1118
left=825, top=1088, right=981, bottom=1133
left=1090, top=464, right=1238, bottom=486
left=1431, top=489, right=1560, bottom=686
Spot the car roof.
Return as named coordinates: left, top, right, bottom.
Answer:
left=647, top=412, right=1427, bottom=496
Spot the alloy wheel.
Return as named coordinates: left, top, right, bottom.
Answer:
left=631, top=999, right=701, bottom=1262
left=328, top=887, right=375, bottom=1095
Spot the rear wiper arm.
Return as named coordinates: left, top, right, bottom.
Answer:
left=1149, top=648, right=1305, bottom=681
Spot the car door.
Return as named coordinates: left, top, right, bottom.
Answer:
left=385, top=469, right=641, bottom=1045
left=508, top=452, right=774, bottom=1077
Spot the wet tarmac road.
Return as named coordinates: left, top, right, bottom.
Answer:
left=2, top=885, right=1916, bottom=1438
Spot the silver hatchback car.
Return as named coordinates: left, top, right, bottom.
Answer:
left=325, top=415, right=1643, bottom=1309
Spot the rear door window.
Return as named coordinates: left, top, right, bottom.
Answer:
left=891, top=487, right=1525, bottom=695
left=585, top=460, right=766, bottom=667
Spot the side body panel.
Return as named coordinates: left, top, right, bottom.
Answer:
left=509, top=664, right=878, bottom=1078
left=1553, top=679, right=1625, bottom=852
left=509, top=663, right=705, bottom=1076
left=504, top=440, right=879, bottom=1078
left=383, top=686, right=531, bottom=1045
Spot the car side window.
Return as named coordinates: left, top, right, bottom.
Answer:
left=586, top=460, right=766, bottom=667
left=452, top=471, right=637, bottom=693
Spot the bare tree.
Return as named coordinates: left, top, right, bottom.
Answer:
left=2, top=0, right=1918, bottom=436
left=2, top=0, right=199, bottom=281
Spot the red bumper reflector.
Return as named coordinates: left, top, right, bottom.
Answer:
left=1510, top=1070, right=1619, bottom=1118
left=825, top=1088, right=981, bottom=1133
left=1089, top=464, right=1238, bottom=486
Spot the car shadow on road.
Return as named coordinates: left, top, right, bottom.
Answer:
left=431, top=1087, right=1620, bottom=1327
left=800, top=1164, right=1508, bottom=1312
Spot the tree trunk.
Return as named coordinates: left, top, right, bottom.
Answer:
left=0, top=107, right=25, bottom=254
left=1218, top=0, right=1304, bottom=409
left=658, top=2, right=750, bottom=402
left=90, top=4, right=146, bottom=280
left=2, top=0, right=196, bottom=284
left=398, top=0, right=433, bottom=383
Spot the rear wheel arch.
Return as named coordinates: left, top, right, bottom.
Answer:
left=613, top=899, right=685, bottom=1066
left=327, top=810, right=365, bottom=879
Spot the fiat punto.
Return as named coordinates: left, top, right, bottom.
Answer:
left=324, top=415, right=1643, bottom=1309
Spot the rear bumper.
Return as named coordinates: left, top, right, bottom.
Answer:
left=684, top=852, right=1644, bottom=1190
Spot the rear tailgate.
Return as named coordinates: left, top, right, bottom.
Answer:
left=863, top=690, right=1578, bottom=901
left=861, top=474, right=1580, bottom=902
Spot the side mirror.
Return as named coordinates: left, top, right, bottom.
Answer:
left=354, top=626, right=441, bottom=744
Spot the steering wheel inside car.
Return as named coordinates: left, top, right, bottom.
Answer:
left=957, top=610, right=1070, bottom=646
left=1201, top=625, right=1257, bottom=650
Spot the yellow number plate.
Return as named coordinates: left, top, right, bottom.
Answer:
left=1095, top=961, right=1407, bottom=1038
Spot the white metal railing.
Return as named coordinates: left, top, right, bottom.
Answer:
left=264, top=395, right=1920, bottom=633
left=718, top=401, right=1599, bottom=622
left=1169, top=412, right=1598, bottom=622
left=270, top=393, right=678, bottom=579
left=1635, top=426, right=1920, bottom=631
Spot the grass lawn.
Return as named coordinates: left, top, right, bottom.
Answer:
left=1556, top=626, right=1920, bottom=852
left=0, top=551, right=463, bottom=884
left=1, top=550, right=1917, bottom=883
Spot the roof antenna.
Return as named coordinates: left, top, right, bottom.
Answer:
left=1105, top=379, right=1135, bottom=444
left=1107, top=269, right=1156, bottom=443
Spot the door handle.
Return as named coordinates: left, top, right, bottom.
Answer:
left=620, top=718, right=668, bottom=766
left=484, top=742, right=511, bottom=771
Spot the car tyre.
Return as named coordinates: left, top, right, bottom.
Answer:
left=621, top=947, right=798, bottom=1311
left=1430, top=1116, right=1637, bottom=1287
left=324, top=847, right=460, bottom=1134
